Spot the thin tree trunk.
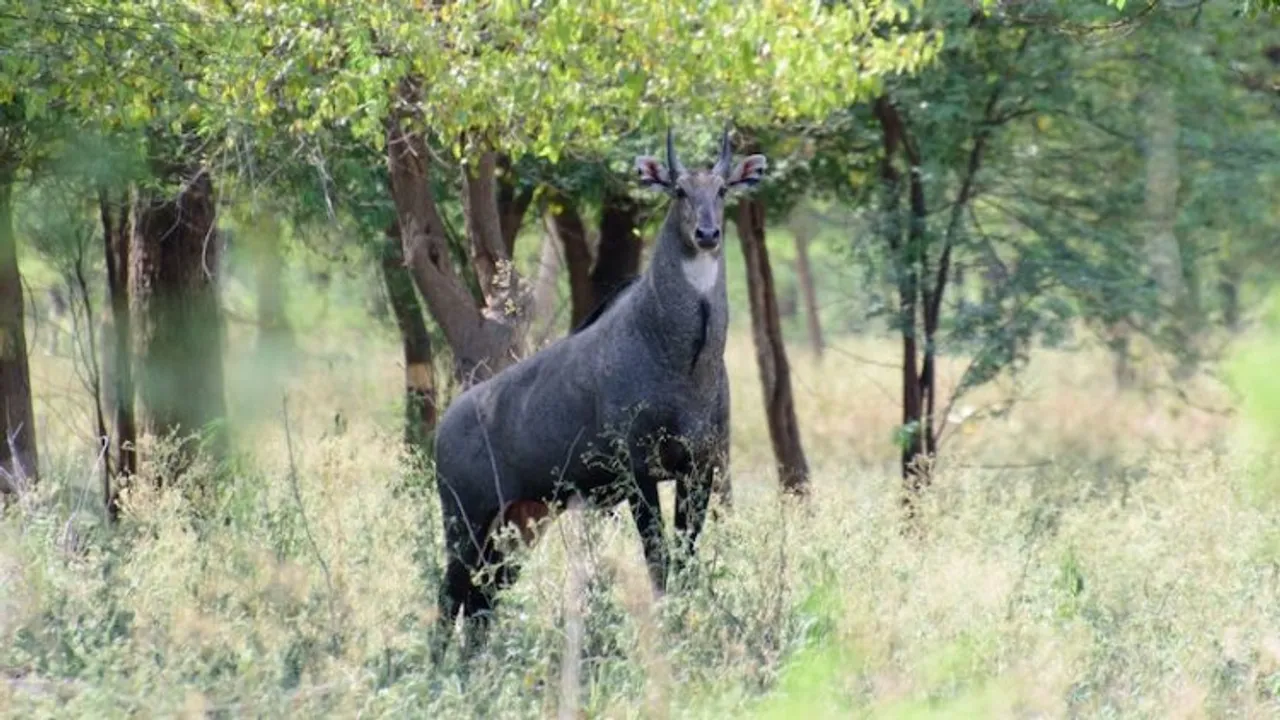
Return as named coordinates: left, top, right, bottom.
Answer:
left=100, top=189, right=135, bottom=517
left=778, top=277, right=798, bottom=320
left=252, top=210, right=292, bottom=352
left=71, top=252, right=110, bottom=518
left=875, top=96, right=930, bottom=510
left=736, top=196, right=809, bottom=496
left=1142, top=86, right=1196, bottom=376
left=381, top=224, right=437, bottom=454
left=544, top=192, right=595, bottom=327
left=529, top=224, right=566, bottom=346
left=791, top=211, right=825, bottom=357
left=496, top=154, right=534, bottom=257
left=1107, top=322, right=1136, bottom=389
left=0, top=173, right=38, bottom=492
left=1143, top=86, right=1186, bottom=310
left=131, top=171, right=228, bottom=479
left=592, top=190, right=644, bottom=303
left=1218, top=253, right=1243, bottom=333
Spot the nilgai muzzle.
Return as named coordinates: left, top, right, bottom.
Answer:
left=432, top=125, right=767, bottom=650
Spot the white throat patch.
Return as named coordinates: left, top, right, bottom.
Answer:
left=682, top=253, right=720, bottom=296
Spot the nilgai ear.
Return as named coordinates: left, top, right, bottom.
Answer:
left=727, top=154, right=768, bottom=190
left=636, top=156, right=672, bottom=189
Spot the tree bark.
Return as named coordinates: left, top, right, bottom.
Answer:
left=1218, top=253, right=1243, bottom=333
left=496, top=154, right=534, bottom=257
left=99, top=189, right=136, bottom=519
left=791, top=209, right=825, bottom=357
left=529, top=225, right=566, bottom=346
left=381, top=224, right=437, bottom=454
left=251, top=210, right=292, bottom=352
left=1142, top=86, right=1187, bottom=312
left=592, top=190, right=644, bottom=303
left=385, top=108, right=525, bottom=383
left=462, top=151, right=511, bottom=302
left=544, top=192, right=595, bottom=327
left=1142, top=86, right=1197, bottom=376
left=875, top=96, right=930, bottom=505
left=131, top=170, right=228, bottom=478
left=0, top=172, right=38, bottom=493
left=735, top=196, right=809, bottom=496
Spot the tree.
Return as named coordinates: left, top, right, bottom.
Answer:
left=380, top=225, right=438, bottom=453
left=131, top=169, right=228, bottom=475
left=790, top=205, right=826, bottom=357
left=736, top=192, right=809, bottom=495
left=99, top=188, right=135, bottom=516
left=0, top=149, right=37, bottom=492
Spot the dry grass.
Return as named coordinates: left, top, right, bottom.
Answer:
left=5, top=321, right=1278, bottom=718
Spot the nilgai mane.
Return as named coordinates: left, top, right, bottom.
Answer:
left=432, top=126, right=767, bottom=647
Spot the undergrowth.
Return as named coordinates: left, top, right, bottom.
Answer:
left=5, top=332, right=1277, bottom=718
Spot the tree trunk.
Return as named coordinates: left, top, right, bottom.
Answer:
left=791, top=211, right=825, bottom=357
left=875, top=95, right=932, bottom=511
left=529, top=222, right=566, bottom=346
left=385, top=108, right=525, bottom=383
left=592, top=190, right=644, bottom=303
left=0, top=173, right=38, bottom=492
left=1106, top=322, right=1136, bottom=390
left=778, top=277, right=798, bottom=321
left=381, top=224, right=437, bottom=454
left=735, top=196, right=809, bottom=496
left=100, top=189, right=136, bottom=518
left=544, top=192, right=595, bottom=327
left=131, top=171, right=228, bottom=478
left=251, top=210, right=292, bottom=353
left=496, top=154, right=534, bottom=257
left=1142, top=86, right=1196, bottom=375
left=1218, top=253, right=1243, bottom=333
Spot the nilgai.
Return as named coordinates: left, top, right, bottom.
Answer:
left=433, top=126, right=767, bottom=649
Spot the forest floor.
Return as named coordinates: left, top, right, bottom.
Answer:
left=5, top=325, right=1279, bottom=718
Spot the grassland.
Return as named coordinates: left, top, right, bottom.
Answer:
left=5, top=291, right=1280, bottom=718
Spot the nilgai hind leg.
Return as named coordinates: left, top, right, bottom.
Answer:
left=433, top=499, right=551, bottom=660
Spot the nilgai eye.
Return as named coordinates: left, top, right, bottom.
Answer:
left=717, top=187, right=727, bottom=198
left=676, top=187, right=688, bottom=199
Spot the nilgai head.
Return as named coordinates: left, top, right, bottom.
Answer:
left=636, top=125, right=768, bottom=254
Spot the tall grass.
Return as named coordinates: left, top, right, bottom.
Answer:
left=6, top=320, right=1278, bottom=718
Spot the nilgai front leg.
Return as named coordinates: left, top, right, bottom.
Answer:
left=673, top=451, right=721, bottom=583
left=628, top=465, right=669, bottom=596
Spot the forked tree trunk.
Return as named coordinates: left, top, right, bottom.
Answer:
left=592, top=190, right=644, bottom=302
left=385, top=104, right=527, bottom=384
left=791, top=210, right=825, bottom=357
left=131, top=171, right=228, bottom=478
left=381, top=224, right=437, bottom=454
left=100, top=189, right=136, bottom=519
left=735, top=196, right=809, bottom=495
left=0, top=172, right=38, bottom=492
left=544, top=192, right=595, bottom=327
